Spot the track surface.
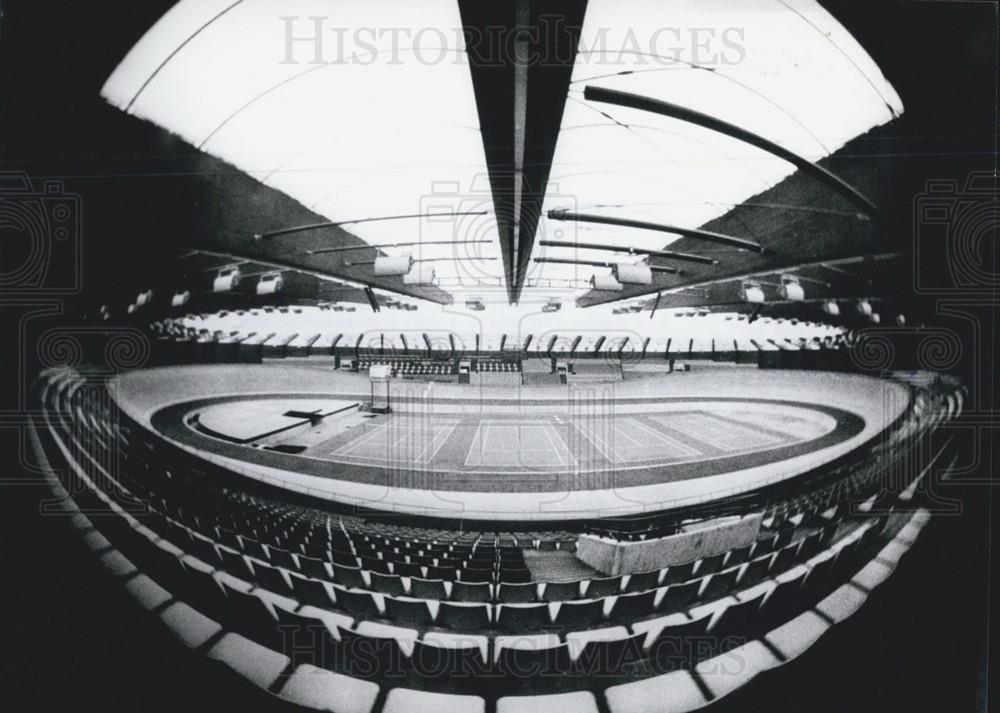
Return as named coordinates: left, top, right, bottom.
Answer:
left=112, top=365, right=909, bottom=519
left=153, top=395, right=861, bottom=492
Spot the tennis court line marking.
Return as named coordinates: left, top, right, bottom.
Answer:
left=652, top=413, right=781, bottom=452
left=627, top=418, right=703, bottom=458
left=652, top=413, right=737, bottom=452
left=330, top=421, right=405, bottom=457
left=332, top=418, right=459, bottom=460
left=610, top=419, right=699, bottom=462
left=464, top=422, right=490, bottom=467
left=697, top=412, right=787, bottom=447
left=474, top=422, right=564, bottom=468
left=703, top=411, right=805, bottom=442
left=571, top=419, right=615, bottom=463
left=413, top=419, right=460, bottom=464
left=539, top=421, right=575, bottom=467
left=464, top=421, right=576, bottom=468
left=573, top=416, right=705, bottom=463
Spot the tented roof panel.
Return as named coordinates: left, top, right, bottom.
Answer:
left=531, top=0, right=902, bottom=288
left=101, top=0, right=499, bottom=285
left=102, top=0, right=902, bottom=300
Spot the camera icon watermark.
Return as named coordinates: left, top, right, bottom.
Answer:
left=913, top=171, right=998, bottom=295
left=416, top=176, right=583, bottom=302
left=414, top=176, right=576, bottom=300
left=0, top=172, right=82, bottom=294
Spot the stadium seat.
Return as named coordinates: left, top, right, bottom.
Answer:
left=242, top=539, right=269, bottom=562
left=696, top=553, right=727, bottom=577
left=709, top=590, right=768, bottom=638
left=738, top=554, right=775, bottom=587
left=774, top=529, right=795, bottom=550
left=382, top=687, right=486, bottom=713
left=771, top=542, right=803, bottom=575
left=568, top=627, right=646, bottom=673
left=497, top=691, right=600, bottom=713
left=553, top=598, right=605, bottom=629
left=216, top=547, right=255, bottom=580
left=339, top=626, right=411, bottom=679
left=273, top=606, right=341, bottom=667
left=362, top=557, right=392, bottom=575
left=797, top=531, right=825, bottom=561
left=725, top=544, right=754, bottom=568
left=662, top=561, right=696, bottom=585
left=542, top=581, right=581, bottom=601
left=642, top=611, right=715, bottom=667
left=332, top=564, right=367, bottom=589
left=757, top=574, right=807, bottom=628
left=460, top=567, right=493, bottom=583
left=584, top=575, right=623, bottom=598
left=659, top=579, right=701, bottom=613
left=623, top=570, right=661, bottom=593
left=496, top=603, right=551, bottom=632
left=335, top=587, right=382, bottom=619
left=700, top=566, right=741, bottom=602
left=330, top=549, right=358, bottom=567
left=426, top=564, right=456, bottom=580
left=188, top=537, right=224, bottom=568
left=410, top=577, right=448, bottom=600
left=289, top=573, right=334, bottom=609
left=451, top=580, right=492, bottom=602
left=214, top=528, right=240, bottom=551
left=609, top=589, right=659, bottom=625
left=438, top=602, right=492, bottom=631
left=411, top=634, right=489, bottom=682
left=269, top=548, right=298, bottom=572
left=497, top=582, right=539, bottom=603
left=798, top=553, right=838, bottom=603
left=179, top=566, right=229, bottom=620
left=384, top=596, right=435, bottom=629
left=297, top=557, right=331, bottom=581
left=498, top=568, right=532, bottom=584
left=752, top=533, right=780, bottom=558
left=398, top=562, right=426, bottom=578
left=371, top=572, right=407, bottom=596
left=251, top=561, right=292, bottom=595
left=219, top=586, right=283, bottom=651
left=495, top=634, right=571, bottom=678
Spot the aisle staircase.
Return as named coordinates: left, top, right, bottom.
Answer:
left=522, top=549, right=602, bottom=582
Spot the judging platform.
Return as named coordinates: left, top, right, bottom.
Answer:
left=112, top=365, right=910, bottom=521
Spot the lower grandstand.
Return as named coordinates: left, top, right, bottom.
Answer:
left=30, top=354, right=962, bottom=712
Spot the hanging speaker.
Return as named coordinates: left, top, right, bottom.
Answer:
left=212, top=267, right=240, bottom=292
left=590, top=274, right=623, bottom=291
left=741, top=281, right=765, bottom=303
left=373, top=255, right=414, bottom=276
left=256, top=272, right=284, bottom=296
left=612, top=263, right=653, bottom=285
left=403, top=263, right=436, bottom=285
left=779, top=276, right=805, bottom=301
